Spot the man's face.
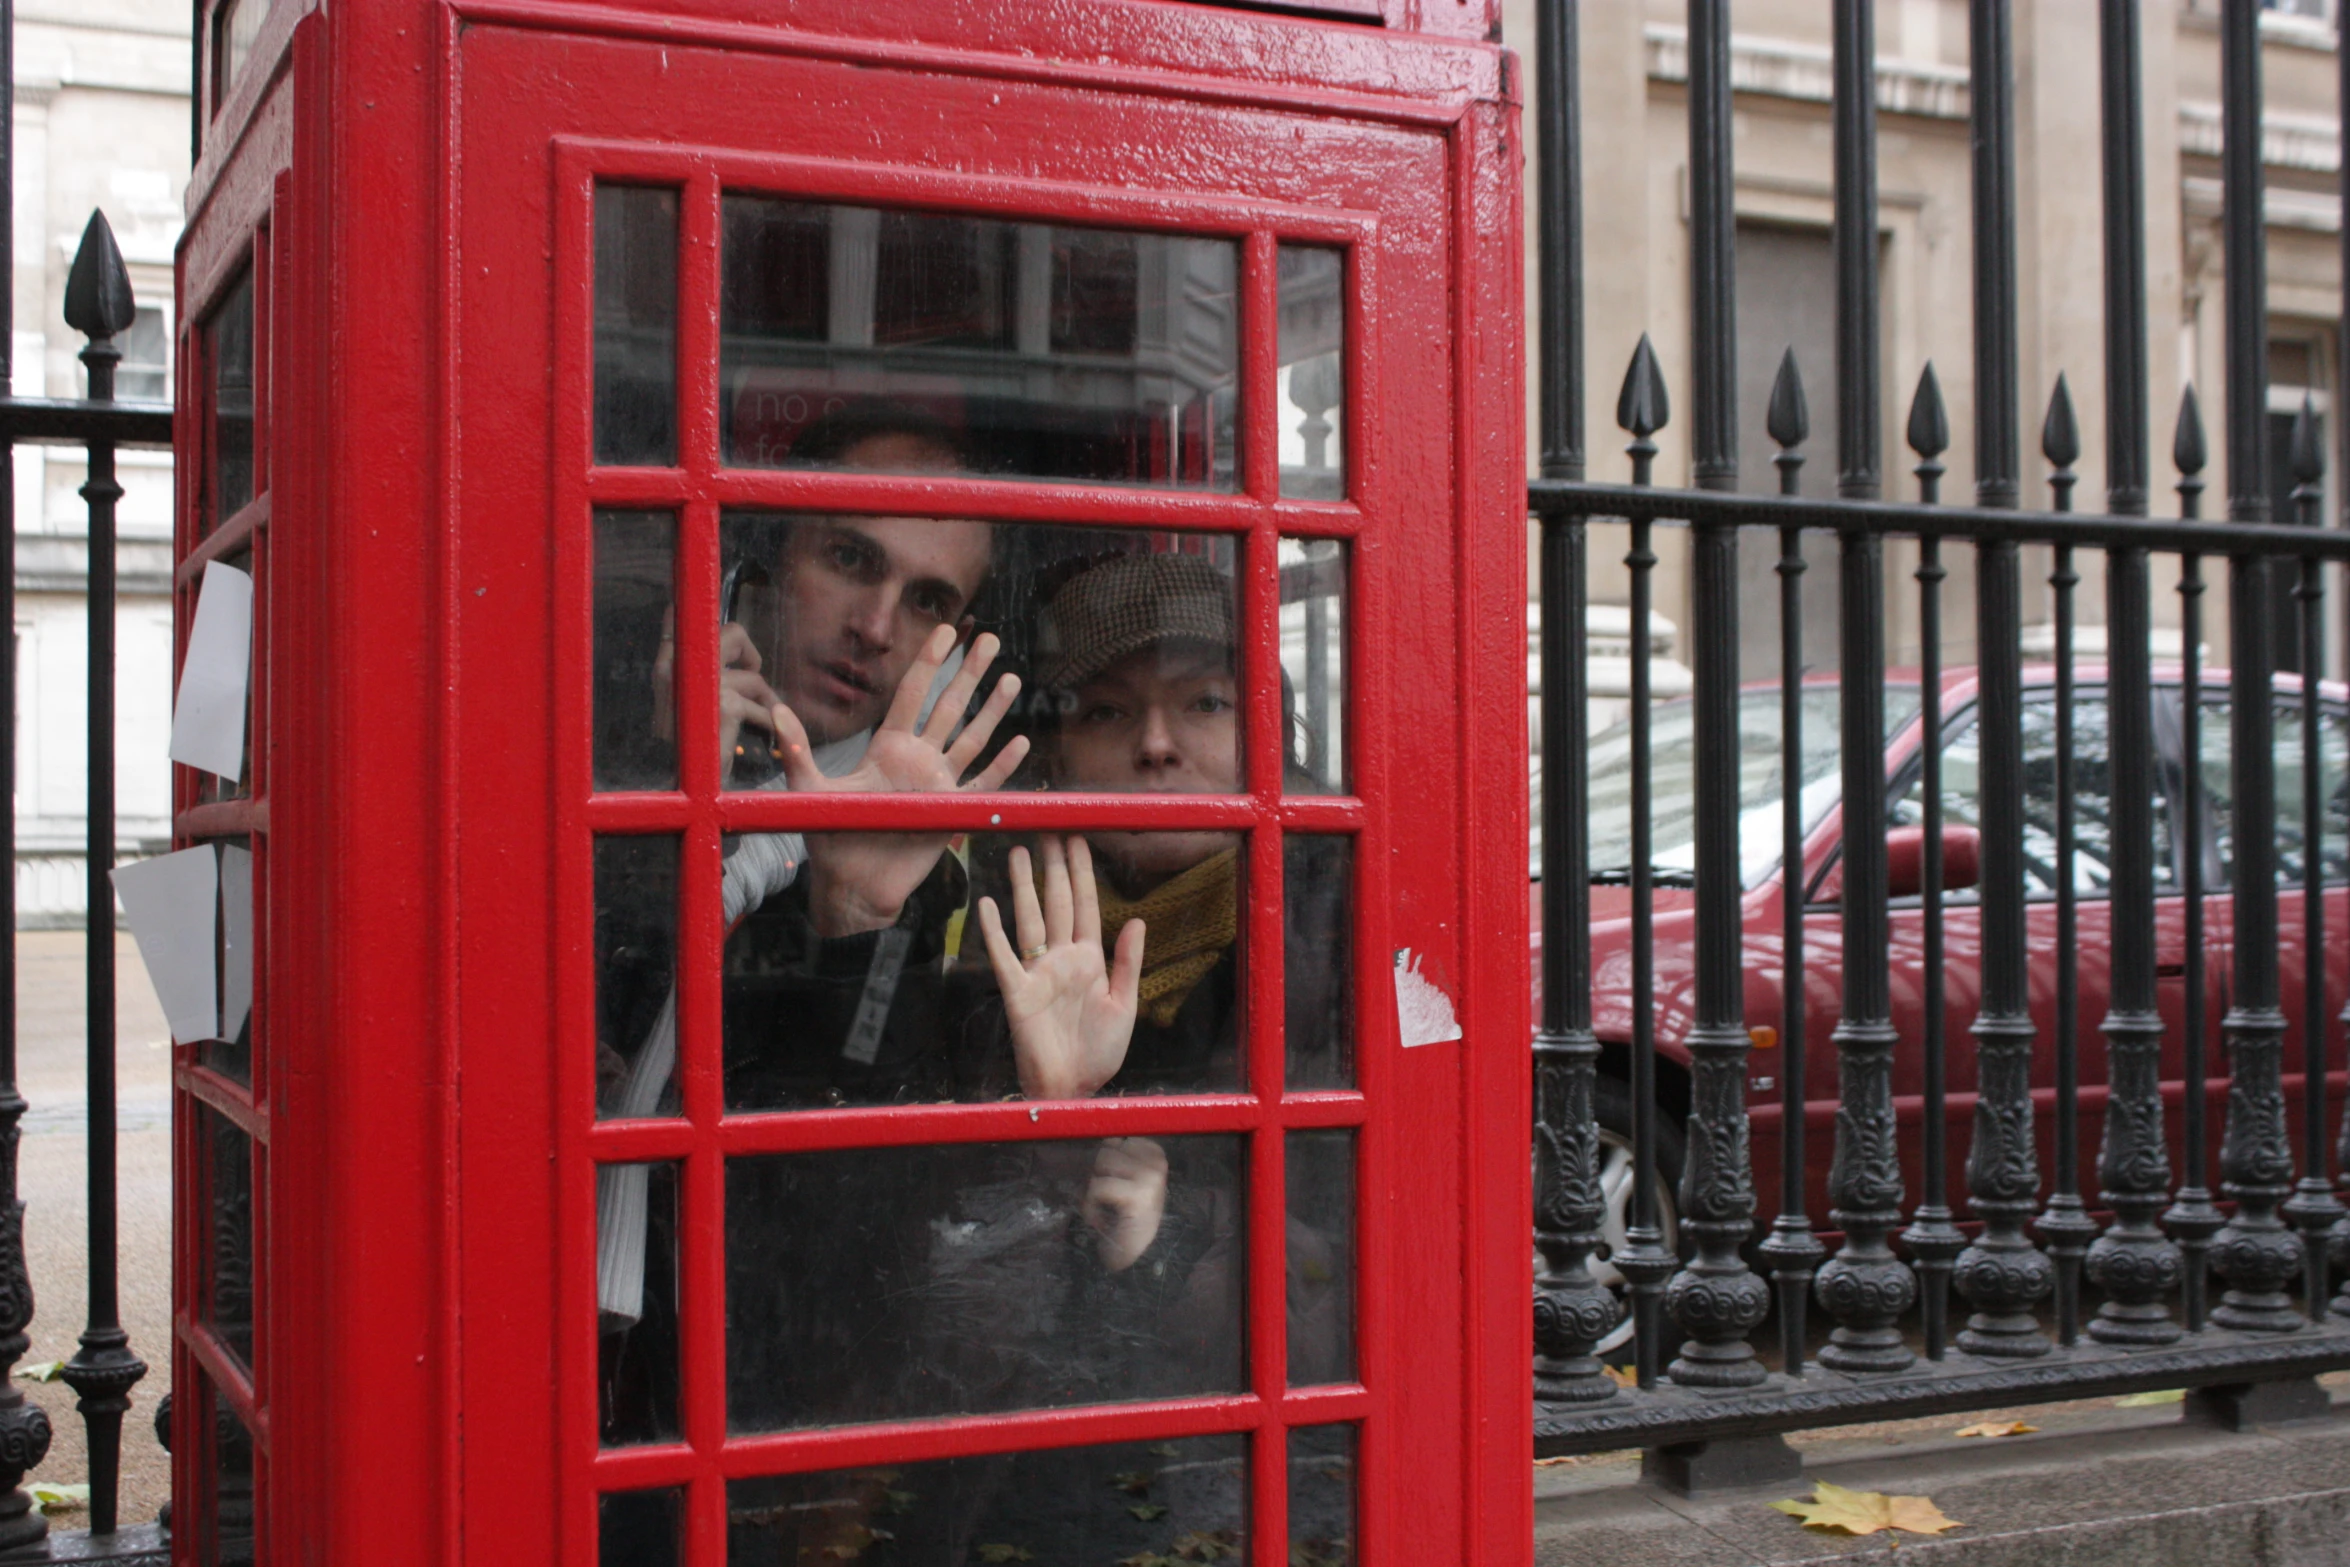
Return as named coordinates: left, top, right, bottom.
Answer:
left=768, top=430, right=990, bottom=744
left=771, top=514, right=992, bottom=743
left=1054, top=645, right=1243, bottom=882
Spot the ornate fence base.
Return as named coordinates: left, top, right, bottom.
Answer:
left=1535, top=1323, right=2350, bottom=1459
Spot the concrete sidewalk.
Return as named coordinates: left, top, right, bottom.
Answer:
left=13, top=931, right=174, bottom=1536
left=1536, top=1377, right=2350, bottom=1566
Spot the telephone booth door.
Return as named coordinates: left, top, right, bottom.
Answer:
left=179, top=3, right=1528, bottom=1561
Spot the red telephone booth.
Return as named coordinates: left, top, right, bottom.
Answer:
left=172, top=2, right=1527, bottom=1561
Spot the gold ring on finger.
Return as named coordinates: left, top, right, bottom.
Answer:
left=1021, top=944, right=1049, bottom=963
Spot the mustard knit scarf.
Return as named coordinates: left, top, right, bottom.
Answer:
left=1095, top=848, right=1240, bottom=1028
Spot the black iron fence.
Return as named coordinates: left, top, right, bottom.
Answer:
left=1532, top=0, right=2350, bottom=1490
left=0, top=1, right=172, bottom=1550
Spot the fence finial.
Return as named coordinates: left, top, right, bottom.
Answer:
left=2289, top=393, right=2324, bottom=486
left=2041, top=373, right=2081, bottom=471
left=1616, top=334, right=1668, bottom=439
left=1906, top=363, right=1949, bottom=461
left=2172, top=384, right=2207, bottom=478
left=63, top=211, right=135, bottom=341
left=1766, top=348, right=1808, bottom=451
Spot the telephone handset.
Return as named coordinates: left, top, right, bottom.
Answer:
left=720, top=557, right=784, bottom=787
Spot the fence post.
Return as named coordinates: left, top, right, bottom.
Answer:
left=55, top=209, right=150, bottom=1537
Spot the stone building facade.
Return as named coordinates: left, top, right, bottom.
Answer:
left=11, top=0, right=182, bottom=923
left=1508, top=0, right=2347, bottom=683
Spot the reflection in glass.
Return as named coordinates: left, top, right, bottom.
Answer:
left=200, top=839, right=256, bottom=1083
left=595, top=186, right=678, bottom=466
left=199, top=1104, right=254, bottom=1368
left=1279, top=246, right=1345, bottom=500
left=1585, top=685, right=1923, bottom=890
left=197, top=1376, right=257, bottom=1567
left=721, top=198, right=1238, bottom=488
left=2199, top=694, right=2350, bottom=888
left=596, top=836, right=679, bottom=1120
left=600, top=1487, right=681, bottom=1567
left=1287, top=1129, right=1355, bottom=1385
left=209, top=266, right=255, bottom=523
left=1289, top=1424, right=1358, bottom=1567
left=725, top=1135, right=1244, bottom=1431
left=1285, top=836, right=1353, bottom=1089
left=1890, top=692, right=2180, bottom=900
left=723, top=830, right=1263, bottom=1111
left=1281, top=537, right=1347, bottom=792
left=727, top=1433, right=1245, bottom=1566
left=597, top=1161, right=681, bottom=1447
left=594, top=512, right=677, bottom=792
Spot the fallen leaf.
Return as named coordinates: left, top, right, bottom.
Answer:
left=1128, top=1501, right=1170, bottom=1521
left=1533, top=1456, right=1577, bottom=1467
left=29, top=1484, right=88, bottom=1516
left=2114, top=1388, right=2185, bottom=1407
left=1954, top=1420, right=2037, bottom=1438
left=12, top=1362, right=61, bottom=1384
left=1111, top=1469, right=1155, bottom=1495
left=974, top=1546, right=1035, bottom=1564
left=1771, top=1480, right=1962, bottom=1537
left=1602, top=1364, right=1638, bottom=1389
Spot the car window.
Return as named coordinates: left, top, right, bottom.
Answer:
left=2196, top=693, right=2350, bottom=887
left=1580, top=685, right=1922, bottom=889
left=1886, top=688, right=2179, bottom=900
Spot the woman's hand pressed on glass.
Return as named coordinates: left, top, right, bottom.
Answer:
left=978, top=836, right=1144, bottom=1100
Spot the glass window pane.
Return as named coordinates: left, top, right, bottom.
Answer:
left=200, top=839, right=256, bottom=1083
left=1288, top=1424, right=1358, bottom=1567
left=727, top=1433, right=1246, bottom=1564
left=597, top=1161, right=681, bottom=1447
left=722, top=830, right=1258, bottom=1111
left=713, top=514, right=1242, bottom=794
left=208, top=266, right=255, bottom=523
left=595, top=186, right=679, bottom=466
left=1285, top=836, right=1352, bottom=1089
left=1278, top=246, right=1344, bottom=500
left=1590, top=686, right=1922, bottom=892
left=597, top=836, right=679, bottom=1120
left=1888, top=691, right=2177, bottom=901
left=726, top=1134, right=1244, bottom=1431
left=722, top=198, right=1238, bottom=488
left=1281, top=538, right=1347, bottom=793
left=600, top=1487, right=682, bottom=1567
left=120, top=305, right=169, bottom=401
left=198, top=1104, right=254, bottom=1368
left=594, top=511, right=677, bottom=792
left=2202, top=693, right=2350, bottom=888
left=1287, top=1129, right=1354, bottom=1385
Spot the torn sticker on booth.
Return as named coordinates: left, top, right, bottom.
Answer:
left=1393, top=948, right=1461, bottom=1047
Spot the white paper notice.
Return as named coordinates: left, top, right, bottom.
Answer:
left=1394, top=947, right=1462, bottom=1048
left=113, top=847, right=220, bottom=1044
left=169, top=560, right=254, bottom=783
left=218, top=842, right=254, bottom=1043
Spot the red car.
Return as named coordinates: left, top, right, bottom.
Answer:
left=1539, top=666, right=2350, bottom=1348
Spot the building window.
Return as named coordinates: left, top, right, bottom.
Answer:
left=118, top=306, right=169, bottom=402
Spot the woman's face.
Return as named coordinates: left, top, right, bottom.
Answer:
left=1054, top=644, right=1242, bottom=882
